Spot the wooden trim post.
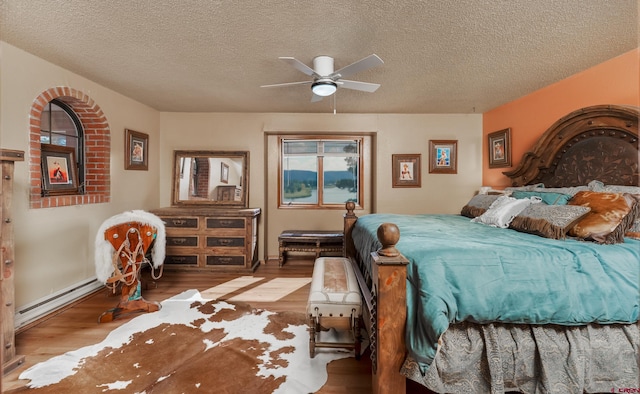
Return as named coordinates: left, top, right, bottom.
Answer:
left=1, top=149, right=25, bottom=388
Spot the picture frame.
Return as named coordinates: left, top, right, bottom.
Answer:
left=41, top=144, right=79, bottom=195
left=125, top=128, right=149, bottom=170
left=488, top=128, right=511, bottom=168
left=392, top=154, right=421, bottom=188
left=429, top=140, right=458, bottom=174
left=220, top=162, right=229, bottom=184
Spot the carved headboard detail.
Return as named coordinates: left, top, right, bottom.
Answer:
left=504, top=105, right=639, bottom=187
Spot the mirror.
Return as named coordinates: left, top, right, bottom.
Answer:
left=172, top=150, right=249, bottom=208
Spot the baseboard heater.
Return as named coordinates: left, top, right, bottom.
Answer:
left=15, top=277, right=103, bottom=329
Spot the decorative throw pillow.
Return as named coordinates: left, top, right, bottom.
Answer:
left=585, top=184, right=640, bottom=239
left=589, top=182, right=640, bottom=195
left=460, top=194, right=500, bottom=218
left=504, top=183, right=544, bottom=193
left=472, top=195, right=539, bottom=228
left=525, top=185, right=590, bottom=196
left=509, top=205, right=591, bottom=240
left=511, top=191, right=572, bottom=205
left=568, top=191, right=639, bottom=244
left=623, top=194, right=640, bottom=240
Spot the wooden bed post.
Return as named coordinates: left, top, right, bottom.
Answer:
left=343, top=201, right=358, bottom=260
left=344, top=202, right=409, bottom=394
left=371, top=223, right=408, bottom=394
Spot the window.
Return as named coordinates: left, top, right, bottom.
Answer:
left=40, top=99, right=84, bottom=195
left=279, top=136, right=363, bottom=208
left=29, top=87, right=110, bottom=208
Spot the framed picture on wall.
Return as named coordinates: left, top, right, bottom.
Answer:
left=41, top=144, right=79, bottom=195
left=125, top=128, right=149, bottom=170
left=392, top=154, right=421, bottom=188
left=428, top=140, right=458, bottom=174
left=488, top=128, right=511, bottom=168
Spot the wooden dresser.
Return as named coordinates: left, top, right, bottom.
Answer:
left=1, top=149, right=25, bottom=381
left=150, top=207, right=260, bottom=272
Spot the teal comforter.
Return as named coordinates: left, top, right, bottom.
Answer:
left=352, top=214, right=640, bottom=368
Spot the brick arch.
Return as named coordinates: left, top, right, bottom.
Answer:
left=29, top=87, right=110, bottom=208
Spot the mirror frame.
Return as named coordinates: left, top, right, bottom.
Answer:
left=172, top=150, right=249, bottom=208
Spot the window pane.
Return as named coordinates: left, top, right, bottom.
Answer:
left=323, top=156, right=358, bottom=204
left=323, top=141, right=358, bottom=154
left=41, top=103, right=51, bottom=131
left=50, top=103, right=77, bottom=136
left=62, top=137, right=79, bottom=152
left=51, top=134, right=68, bottom=146
left=282, top=156, right=318, bottom=204
left=283, top=140, right=318, bottom=154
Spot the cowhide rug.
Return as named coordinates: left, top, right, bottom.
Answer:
left=15, top=290, right=354, bottom=393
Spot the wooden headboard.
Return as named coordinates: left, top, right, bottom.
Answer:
left=504, top=105, right=639, bottom=187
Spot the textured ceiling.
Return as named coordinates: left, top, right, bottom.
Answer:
left=0, top=1, right=637, bottom=114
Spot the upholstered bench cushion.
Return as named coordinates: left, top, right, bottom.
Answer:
left=307, top=257, right=362, bottom=318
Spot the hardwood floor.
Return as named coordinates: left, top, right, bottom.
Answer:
left=3, top=257, right=431, bottom=393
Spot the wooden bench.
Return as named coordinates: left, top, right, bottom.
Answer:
left=307, top=257, right=362, bottom=359
left=278, top=230, right=344, bottom=267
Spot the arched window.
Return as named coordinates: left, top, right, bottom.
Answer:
left=40, top=99, right=84, bottom=195
left=29, top=87, right=111, bottom=208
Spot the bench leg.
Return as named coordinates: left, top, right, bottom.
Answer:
left=308, top=315, right=316, bottom=358
left=353, top=315, right=361, bottom=360
left=279, top=241, right=285, bottom=267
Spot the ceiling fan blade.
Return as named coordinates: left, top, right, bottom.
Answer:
left=338, top=79, right=381, bottom=93
left=331, top=54, right=383, bottom=79
left=279, top=57, right=318, bottom=77
left=261, top=80, right=313, bottom=88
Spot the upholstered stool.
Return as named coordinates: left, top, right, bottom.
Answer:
left=307, top=257, right=362, bottom=359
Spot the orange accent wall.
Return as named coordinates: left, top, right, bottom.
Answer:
left=483, top=48, right=640, bottom=188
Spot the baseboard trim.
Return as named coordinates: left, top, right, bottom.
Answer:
left=15, top=278, right=103, bottom=330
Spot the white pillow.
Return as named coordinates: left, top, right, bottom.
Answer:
left=472, top=195, right=540, bottom=228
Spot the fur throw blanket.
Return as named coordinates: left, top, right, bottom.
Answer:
left=95, top=210, right=166, bottom=284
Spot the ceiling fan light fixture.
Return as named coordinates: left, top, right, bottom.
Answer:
left=311, top=80, right=337, bottom=96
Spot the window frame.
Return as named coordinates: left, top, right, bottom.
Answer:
left=278, top=135, right=364, bottom=209
left=39, top=98, right=85, bottom=196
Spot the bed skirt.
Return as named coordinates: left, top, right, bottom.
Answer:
left=401, top=321, right=639, bottom=394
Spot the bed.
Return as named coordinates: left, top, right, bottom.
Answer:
left=342, top=104, right=640, bottom=394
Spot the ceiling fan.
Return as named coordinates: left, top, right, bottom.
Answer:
left=261, top=54, right=384, bottom=102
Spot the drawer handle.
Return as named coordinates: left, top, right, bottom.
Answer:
left=219, top=220, right=233, bottom=226
left=172, top=238, right=188, bottom=245
left=172, top=219, right=186, bottom=226
left=218, top=239, right=232, bottom=246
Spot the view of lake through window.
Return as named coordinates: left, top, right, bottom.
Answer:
left=281, top=138, right=360, bottom=207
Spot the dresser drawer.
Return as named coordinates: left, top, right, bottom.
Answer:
left=163, top=217, right=199, bottom=229
left=150, top=207, right=260, bottom=272
left=164, top=255, right=199, bottom=266
left=167, top=236, right=199, bottom=247
left=206, top=237, right=245, bottom=247
left=207, top=218, right=244, bottom=229
left=206, top=255, right=245, bottom=266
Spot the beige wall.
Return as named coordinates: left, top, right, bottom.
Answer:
left=1, top=42, right=161, bottom=311
left=1, top=40, right=482, bottom=317
left=160, top=113, right=483, bottom=258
